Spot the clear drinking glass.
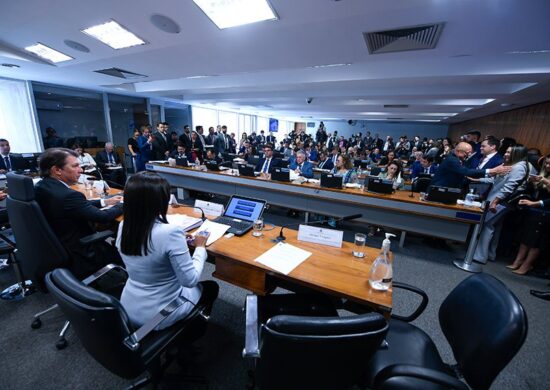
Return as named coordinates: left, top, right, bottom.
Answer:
left=252, top=218, right=264, bottom=237
left=353, top=233, right=366, bottom=258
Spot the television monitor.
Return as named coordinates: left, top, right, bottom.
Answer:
left=269, top=118, right=279, bottom=132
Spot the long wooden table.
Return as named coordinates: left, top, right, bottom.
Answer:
left=73, top=182, right=392, bottom=315
left=147, top=163, right=484, bottom=259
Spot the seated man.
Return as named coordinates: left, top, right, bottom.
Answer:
left=205, top=149, right=222, bottom=164
left=95, top=142, right=126, bottom=186
left=289, top=150, right=314, bottom=178
left=316, top=151, right=334, bottom=170
left=169, top=143, right=192, bottom=162
left=411, top=155, right=437, bottom=179
left=255, top=143, right=280, bottom=174
left=0, top=138, right=27, bottom=173
left=35, top=148, right=123, bottom=277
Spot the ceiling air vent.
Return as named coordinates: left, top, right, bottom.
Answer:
left=364, top=23, right=444, bottom=54
left=384, top=104, right=409, bottom=108
left=94, top=67, right=147, bottom=79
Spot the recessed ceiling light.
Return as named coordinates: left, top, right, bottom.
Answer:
left=507, top=49, right=550, bottom=54
left=24, top=43, right=73, bottom=63
left=309, top=63, right=351, bottom=69
left=81, top=20, right=146, bottom=49
left=1, top=63, right=20, bottom=68
left=185, top=75, right=215, bottom=79
left=193, top=0, right=278, bottom=29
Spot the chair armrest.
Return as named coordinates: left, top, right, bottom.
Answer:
left=123, top=296, right=187, bottom=351
left=78, top=230, right=115, bottom=246
left=242, top=294, right=260, bottom=358
left=81, top=263, right=127, bottom=286
left=374, top=364, right=469, bottom=390
left=391, top=282, right=429, bottom=322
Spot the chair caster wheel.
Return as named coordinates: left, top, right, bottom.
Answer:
left=31, top=318, right=42, bottom=329
left=56, top=337, right=68, bottom=350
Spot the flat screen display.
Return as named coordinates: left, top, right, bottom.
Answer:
left=224, top=196, right=265, bottom=222
left=269, top=118, right=279, bottom=132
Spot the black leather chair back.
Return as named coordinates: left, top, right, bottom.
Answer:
left=45, top=268, right=144, bottom=378
left=6, top=173, right=69, bottom=285
left=439, top=273, right=528, bottom=390
left=257, top=313, right=388, bottom=390
left=412, top=177, right=432, bottom=193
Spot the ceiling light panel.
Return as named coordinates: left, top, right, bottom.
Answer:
left=24, top=43, right=73, bottom=63
left=193, top=0, right=278, bottom=29
left=81, top=20, right=146, bottom=49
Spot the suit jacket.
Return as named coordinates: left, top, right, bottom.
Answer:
left=255, top=157, right=280, bottom=173
left=178, top=132, right=192, bottom=149
left=95, top=150, right=121, bottom=170
left=266, top=135, right=276, bottom=144
left=35, top=177, right=123, bottom=275
left=0, top=154, right=26, bottom=171
left=411, top=162, right=436, bottom=179
left=430, top=152, right=486, bottom=188
left=470, top=153, right=504, bottom=170
left=206, top=133, right=217, bottom=146
left=317, top=158, right=334, bottom=170
left=152, top=131, right=172, bottom=160
left=289, top=160, right=314, bottom=178
left=488, top=161, right=535, bottom=202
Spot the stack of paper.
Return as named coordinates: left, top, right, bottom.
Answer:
left=255, top=242, right=312, bottom=275
left=166, top=214, right=203, bottom=232
left=193, top=219, right=230, bottom=246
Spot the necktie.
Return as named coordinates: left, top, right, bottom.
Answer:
left=4, top=156, right=11, bottom=171
left=262, top=158, right=270, bottom=173
left=424, top=168, right=429, bottom=174
left=109, top=153, right=114, bottom=164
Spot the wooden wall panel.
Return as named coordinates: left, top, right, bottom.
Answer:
left=448, top=100, right=550, bottom=154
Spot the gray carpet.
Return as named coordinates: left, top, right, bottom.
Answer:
left=1, top=205, right=548, bottom=389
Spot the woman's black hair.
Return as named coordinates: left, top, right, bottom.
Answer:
left=120, top=172, right=171, bottom=256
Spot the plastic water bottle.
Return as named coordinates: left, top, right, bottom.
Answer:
left=369, top=233, right=395, bottom=291
left=464, top=189, right=475, bottom=206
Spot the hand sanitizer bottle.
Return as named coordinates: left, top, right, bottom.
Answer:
left=369, top=233, right=396, bottom=291
left=465, top=189, right=475, bottom=206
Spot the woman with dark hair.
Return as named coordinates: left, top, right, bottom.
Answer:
left=116, top=172, right=218, bottom=329
left=473, top=146, right=537, bottom=264
left=378, top=161, right=404, bottom=190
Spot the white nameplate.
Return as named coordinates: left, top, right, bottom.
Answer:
left=194, top=199, right=224, bottom=217
left=297, top=225, right=343, bottom=248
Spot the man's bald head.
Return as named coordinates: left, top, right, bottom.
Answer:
left=454, top=142, right=473, bottom=161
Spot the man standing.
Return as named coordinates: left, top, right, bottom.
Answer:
left=151, top=122, right=172, bottom=160
left=431, top=142, right=508, bottom=188
left=266, top=131, right=276, bottom=144
left=469, top=137, right=503, bottom=170
left=35, top=148, right=122, bottom=277
left=178, top=125, right=192, bottom=149
left=219, top=125, right=231, bottom=154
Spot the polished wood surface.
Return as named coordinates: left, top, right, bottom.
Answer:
left=449, top=99, right=550, bottom=153
left=74, top=182, right=392, bottom=313
left=153, top=163, right=482, bottom=215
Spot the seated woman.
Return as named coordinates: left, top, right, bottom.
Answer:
left=506, top=153, right=550, bottom=274
left=72, top=143, right=97, bottom=173
left=377, top=150, right=396, bottom=168
left=378, top=161, right=404, bottom=190
left=116, top=172, right=218, bottom=329
left=331, top=154, right=357, bottom=184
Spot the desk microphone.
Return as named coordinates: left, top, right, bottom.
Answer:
left=169, top=202, right=206, bottom=221
left=409, top=177, right=417, bottom=198
left=273, top=213, right=362, bottom=243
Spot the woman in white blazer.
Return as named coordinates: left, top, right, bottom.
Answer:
left=116, top=172, right=218, bottom=329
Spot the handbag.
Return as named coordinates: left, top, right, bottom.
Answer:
left=503, top=162, right=534, bottom=209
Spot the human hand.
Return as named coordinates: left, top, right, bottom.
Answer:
left=489, top=199, right=499, bottom=213
left=528, top=175, right=542, bottom=183
left=518, top=199, right=539, bottom=208
left=165, top=151, right=170, bottom=156
left=193, top=231, right=210, bottom=247
left=0, top=192, right=7, bottom=201
left=105, top=195, right=123, bottom=206
left=489, top=164, right=512, bottom=176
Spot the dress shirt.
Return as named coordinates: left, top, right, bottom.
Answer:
left=261, top=158, right=271, bottom=173
left=477, top=152, right=497, bottom=169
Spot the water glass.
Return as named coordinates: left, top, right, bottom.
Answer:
left=353, top=233, right=366, bottom=258
left=252, top=218, right=264, bottom=237
left=419, top=192, right=427, bottom=201
left=84, top=180, right=92, bottom=191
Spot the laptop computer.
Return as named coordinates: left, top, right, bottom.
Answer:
left=213, top=195, right=267, bottom=236
left=175, top=157, right=189, bottom=167
left=426, top=186, right=462, bottom=204
left=238, top=165, right=256, bottom=177
left=271, top=168, right=290, bottom=182
left=205, top=160, right=221, bottom=171
left=369, top=167, right=382, bottom=176
left=320, top=173, right=342, bottom=189
left=366, top=176, right=394, bottom=194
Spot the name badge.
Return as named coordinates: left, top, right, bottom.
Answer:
left=297, top=225, right=343, bottom=248
left=194, top=199, right=224, bottom=217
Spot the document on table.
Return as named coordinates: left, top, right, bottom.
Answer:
left=255, top=242, right=312, bottom=275
left=193, top=219, right=230, bottom=246
left=166, top=214, right=203, bottom=232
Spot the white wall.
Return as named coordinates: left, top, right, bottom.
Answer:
left=304, top=120, right=449, bottom=141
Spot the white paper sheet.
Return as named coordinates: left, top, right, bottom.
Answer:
left=254, top=242, right=312, bottom=275
left=193, top=219, right=230, bottom=246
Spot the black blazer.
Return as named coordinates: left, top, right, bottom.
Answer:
left=0, top=154, right=26, bottom=171
left=95, top=150, right=121, bottom=170
left=34, top=177, right=122, bottom=271
left=255, top=157, right=280, bottom=173
left=430, top=153, right=486, bottom=188
left=151, top=131, right=172, bottom=160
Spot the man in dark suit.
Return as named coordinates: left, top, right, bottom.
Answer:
left=169, top=143, right=192, bottom=162
left=266, top=132, right=276, bottom=144
left=256, top=130, right=267, bottom=145
left=431, top=142, right=509, bottom=189
left=0, top=139, right=27, bottom=173
left=95, top=142, right=126, bottom=186
left=411, top=155, right=437, bottom=179
left=206, top=127, right=217, bottom=146
left=219, top=125, right=231, bottom=154
left=178, top=125, right=192, bottom=149
left=151, top=122, right=172, bottom=160
left=316, top=151, right=334, bottom=170
left=35, top=148, right=123, bottom=277
left=468, top=137, right=503, bottom=170
left=289, top=150, right=314, bottom=178
left=255, top=143, right=280, bottom=173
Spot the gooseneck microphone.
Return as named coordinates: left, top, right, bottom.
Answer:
left=409, top=177, right=416, bottom=198
left=273, top=213, right=362, bottom=243
left=169, top=202, right=206, bottom=221
left=87, top=168, right=108, bottom=196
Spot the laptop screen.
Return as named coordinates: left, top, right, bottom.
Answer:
left=224, top=196, right=265, bottom=222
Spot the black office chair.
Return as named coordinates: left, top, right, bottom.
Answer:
left=366, top=273, right=528, bottom=390
left=243, top=294, right=389, bottom=390
left=45, top=268, right=213, bottom=389
left=6, top=172, right=119, bottom=349
left=411, top=177, right=432, bottom=193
